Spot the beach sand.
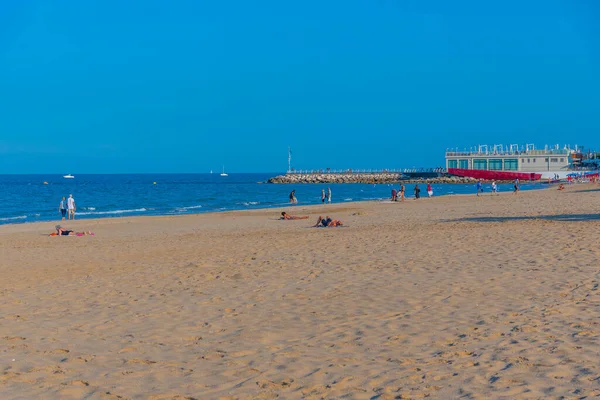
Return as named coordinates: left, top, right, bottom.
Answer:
left=1, top=184, right=600, bottom=399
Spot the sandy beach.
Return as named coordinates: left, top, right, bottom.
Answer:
left=1, top=184, right=600, bottom=399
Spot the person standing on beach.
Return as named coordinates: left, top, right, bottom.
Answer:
left=321, top=189, right=326, bottom=203
left=289, top=190, right=297, bottom=204
left=476, top=180, right=482, bottom=196
left=327, top=187, right=332, bottom=203
left=400, top=184, right=405, bottom=201
left=391, top=188, right=397, bottom=201
left=67, top=194, right=76, bottom=219
left=513, top=179, right=519, bottom=195
left=414, top=184, right=421, bottom=199
left=58, top=196, right=67, bottom=220
left=427, top=183, right=433, bottom=198
left=491, top=181, right=498, bottom=195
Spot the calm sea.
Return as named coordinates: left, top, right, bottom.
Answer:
left=0, top=174, right=540, bottom=225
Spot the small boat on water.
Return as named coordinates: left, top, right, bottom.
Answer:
left=63, top=174, right=75, bottom=179
left=220, top=165, right=228, bottom=177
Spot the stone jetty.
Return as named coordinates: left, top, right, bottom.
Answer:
left=267, top=173, right=480, bottom=184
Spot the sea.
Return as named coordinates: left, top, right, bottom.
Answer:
left=0, top=174, right=542, bottom=225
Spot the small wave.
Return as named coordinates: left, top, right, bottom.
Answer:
left=239, top=201, right=260, bottom=206
left=77, top=208, right=147, bottom=216
left=344, top=198, right=353, bottom=201
left=180, top=205, right=202, bottom=210
left=0, top=215, right=27, bottom=221
left=81, top=207, right=96, bottom=211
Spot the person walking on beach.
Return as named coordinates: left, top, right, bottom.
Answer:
left=476, top=180, right=482, bottom=196
left=399, top=184, right=405, bottom=201
left=491, top=181, right=498, bottom=195
left=67, top=194, right=76, bottom=220
left=321, top=189, right=326, bottom=203
left=327, top=187, right=332, bottom=203
left=289, top=190, right=297, bottom=204
left=58, top=196, right=67, bottom=220
left=427, top=183, right=433, bottom=198
left=414, top=184, right=421, bottom=199
left=513, top=179, right=519, bottom=195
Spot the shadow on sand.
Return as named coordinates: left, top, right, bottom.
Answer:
left=445, top=213, right=600, bottom=223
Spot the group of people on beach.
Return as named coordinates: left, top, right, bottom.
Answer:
left=58, top=194, right=76, bottom=220
left=475, top=179, right=521, bottom=196
left=280, top=212, right=343, bottom=227
left=289, top=188, right=332, bottom=204
left=390, top=183, right=433, bottom=201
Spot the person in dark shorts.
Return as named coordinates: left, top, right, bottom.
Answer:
left=58, top=196, right=67, bottom=220
left=414, top=184, right=421, bottom=199
left=313, top=215, right=343, bottom=227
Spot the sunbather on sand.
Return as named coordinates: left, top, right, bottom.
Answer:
left=50, top=225, right=94, bottom=236
left=313, top=215, right=343, bottom=227
left=558, top=184, right=565, bottom=191
left=281, top=212, right=309, bottom=220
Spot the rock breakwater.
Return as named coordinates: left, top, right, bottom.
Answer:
left=267, top=174, right=481, bottom=184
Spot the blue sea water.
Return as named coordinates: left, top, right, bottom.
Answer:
left=0, top=174, right=542, bottom=225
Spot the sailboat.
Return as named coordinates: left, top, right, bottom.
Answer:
left=220, top=165, right=228, bottom=177
left=63, top=174, right=75, bottom=179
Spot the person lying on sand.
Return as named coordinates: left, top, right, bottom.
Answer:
left=313, top=215, right=343, bottom=227
left=558, top=184, right=565, bottom=191
left=281, top=212, right=309, bottom=220
left=50, top=225, right=94, bottom=236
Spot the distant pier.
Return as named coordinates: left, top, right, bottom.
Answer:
left=267, top=168, right=480, bottom=184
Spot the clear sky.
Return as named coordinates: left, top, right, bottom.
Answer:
left=0, top=0, right=598, bottom=173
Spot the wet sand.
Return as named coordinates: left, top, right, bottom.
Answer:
left=1, top=184, right=600, bottom=399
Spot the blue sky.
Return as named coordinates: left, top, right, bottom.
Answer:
left=0, top=0, right=598, bottom=173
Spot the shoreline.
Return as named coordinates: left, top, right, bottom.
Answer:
left=0, top=182, right=551, bottom=229
left=0, top=186, right=550, bottom=233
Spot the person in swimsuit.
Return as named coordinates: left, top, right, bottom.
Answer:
left=281, top=212, right=309, bottom=220
left=400, top=184, right=405, bottom=201
left=52, top=225, right=93, bottom=236
left=313, top=215, right=343, bottom=227
left=289, top=190, right=297, bottom=204
left=321, top=189, right=326, bottom=203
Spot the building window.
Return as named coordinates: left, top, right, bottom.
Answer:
left=504, top=159, right=518, bottom=171
left=448, top=160, right=458, bottom=169
left=473, top=159, right=488, bottom=170
left=551, top=158, right=558, bottom=163
left=459, top=159, right=469, bottom=169
left=527, top=159, right=530, bottom=163
left=533, top=159, right=536, bottom=163
left=522, top=158, right=525, bottom=163
left=545, top=158, right=549, bottom=162
left=560, top=158, right=564, bottom=162
left=489, top=159, right=502, bottom=170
